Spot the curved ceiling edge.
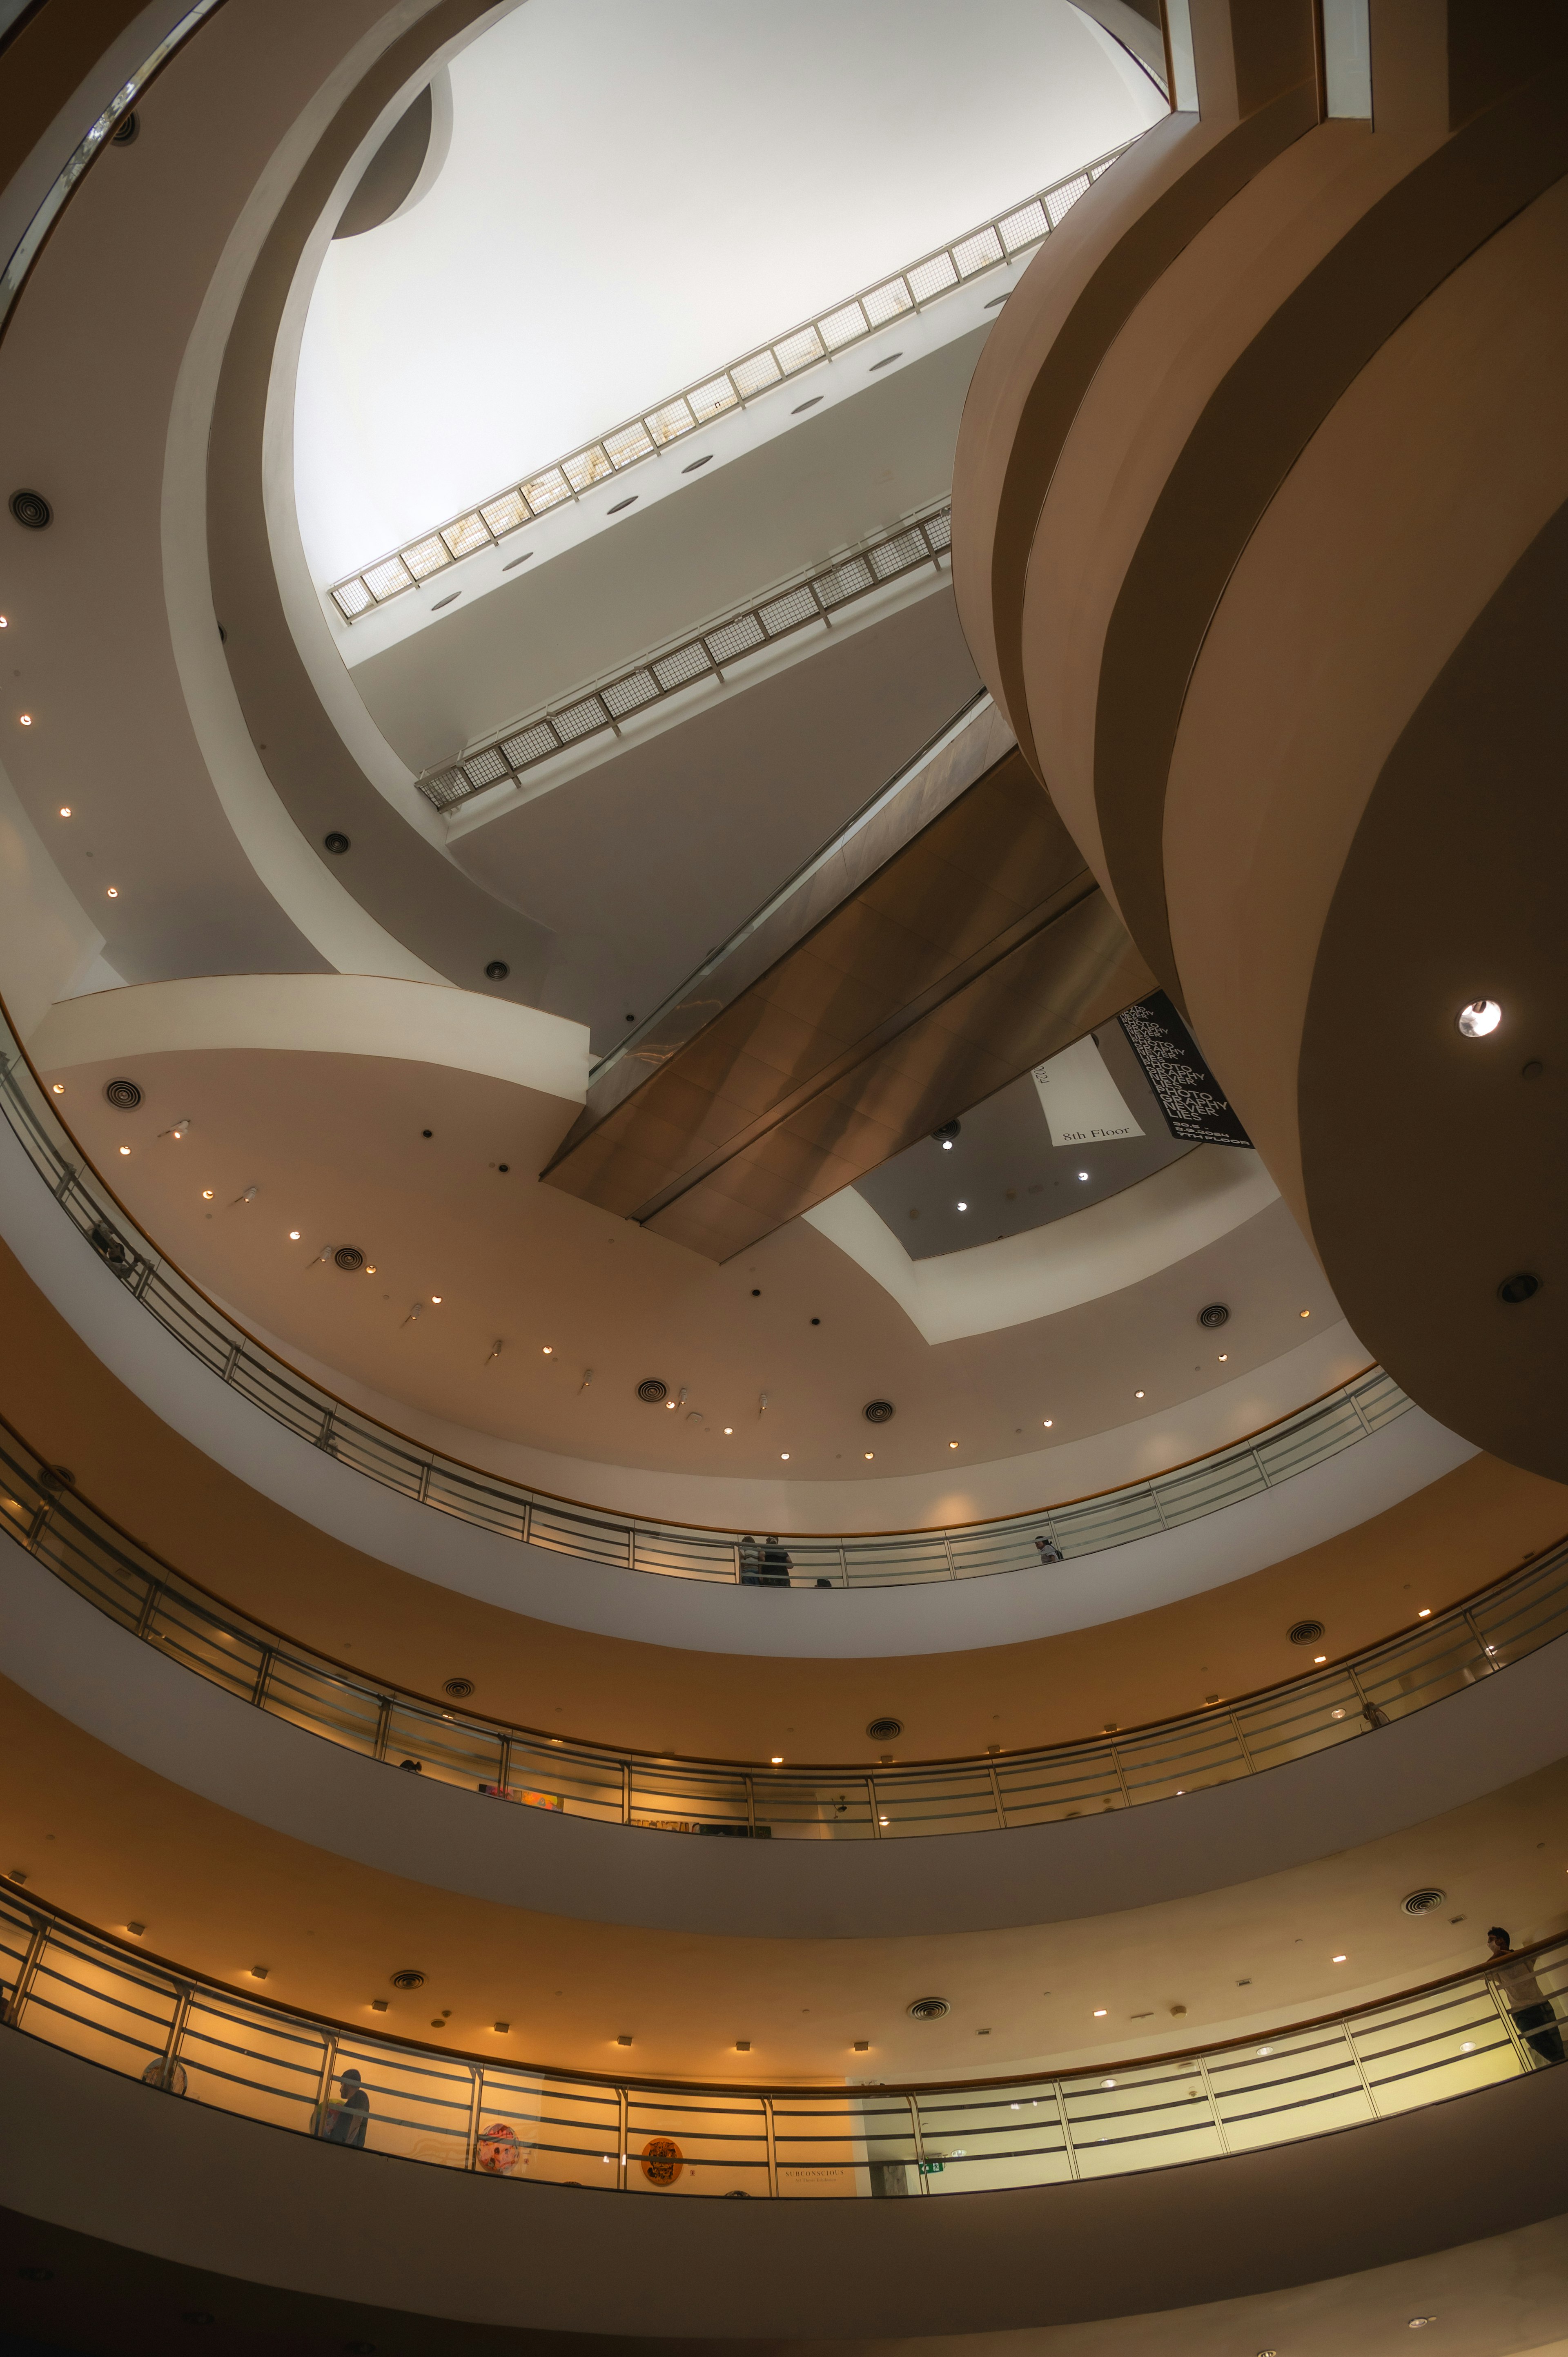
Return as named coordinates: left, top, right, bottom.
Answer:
left=7, top=1533, right=1565, bottom=1940
left=807, top=1144, right=1278, bottom=1343
left=198, top=0, right=557, bottom=996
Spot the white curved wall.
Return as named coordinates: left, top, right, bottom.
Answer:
left=0, top=1109, right=1473, bottom=1655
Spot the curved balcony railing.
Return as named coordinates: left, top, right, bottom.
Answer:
left=4, top=1412, right=1564, bottom=1840
left=0, top=1006, right=1413, bottom=1591
left=2, top=1892, right=1562, bottom=2197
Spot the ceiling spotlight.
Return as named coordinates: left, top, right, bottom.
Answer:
left=1456, top=999, right=1500, bottom=1038
left=1134, top=1389, right=1144, bottom=1399
left=18, top=713, right=31, bottom=726
left=1218, top=1351, right=1228, bottom=1360
left=780, top=1452, right=790, bottom=1461
left=864, top=1452, right=873, bottom=1460
left=1418, top=1607, right=1431, bottom=1617
left=118, top=1145, right=130, bottom=1156
left=58, top=805, right=70, bottom=817
left=288, top=1231, right=300, bottom=1241
left=1332, top=1954, right=1347, bottom=1963
left=957, top=1200, right=967, bottom=1211
left=106, top=886, right=118, bottom=898
left=1042, top=1418, right=1053, bottom=1427
left=949, top=1440, right=958, bottom=1449
left=723, top=1427, right=733, bottom=1436
left=941, top=1138, right=953, bottom=1150
left=1093, top=2009, right=1107, bottom=2017
left=432, top=1295, right=442, bottom=1304
left=201, top=1189, right=213, bottom=1200
left=770, top=1756, right=783, bottom=1765
left=50, top=1082, right=63, bottom=1094
left=1299, top=1308, right=1311, bottom=1318
left=1077, top=1170, right=1089, bottom=1182
left=1314, top=1655, right=1326, bottom=1664
left=365, top=1264, right=376, bottom=1273
left=541, top=1345, right=553, bottom=1354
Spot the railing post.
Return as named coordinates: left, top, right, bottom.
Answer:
left=25, top=1492, right=53, bottom=1554
left=497, top=1733, right=513, bottom=1797
left=1108, top=1742, right=1132, bottom=1810
left=372, top=1695, right=392, bottom=1761
left=1196, top=2054, right=1232, bottom=2152
left=519, top=1496, right=532, bottom=1547
left=221, top=1340, right=239, bottom=1385
left=314, top=2030, right=339, bottom=2137
left=1462, top=1608, right=1499, bottom=1672
left=617, top=2085, right=629, bottom=2190
left=417, top=1459, right=431, bottom=1506
left=1150, top=1480, right=1170, bottom=1532
left=762, top=2094, right=780, bottom=2196
left=986, top=1758, right=1006, bottom=1829
left=466, top=2063, right=484, bottom=2172
left=907, top=2092, right=929, bottom=2192
left=1342, top=2016, right=1381, bottom=2119
left=251, top=1648, right=276, bottom=1712
left=1044, top=2077, right=1080, bottom=2183
left=868, top=1776, right=884, bottom=1837
left=1228, top=1708, right=1257, bottom=1775
left=159, top=1982, right=194, bottom=2085
left=744, top=1775, right=756, bottom=1835
left=621, top=1762, right=632, bottom=1826
left=133, top=1577, right=163, bottom=1642
left=941, top=1530, right=957, bottom=1579
left=837, top=1542, right=848, bottom=1589
left=1488, top=1975, right=1536, bottom=2075
left=6, top=1913, right=50, bottom=2025
left=1249, top=1445, right=1270, bottom=1490
left=317, top=1407, right=335, bottom=1455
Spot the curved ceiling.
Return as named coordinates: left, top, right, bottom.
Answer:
left=293, top=0, right=1163, bottom=588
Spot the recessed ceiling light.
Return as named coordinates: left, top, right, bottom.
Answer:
left=1332, top=1954, right=1346, bottom=1962
left=723, top=1427, right=733, bottom=1436
left=1078, top=1170, right=1089, bottom=1182
left=365, top=1264, right=376, bottom=1274
left=58, top=805, right=69, bottom=817
left=864, top=1452, right=873, bottom=1460
left=541, top=1345, right=552, bottom=1354
left=941, top=1138, right=953, bottom=1150
left=1418, top=1607, right=1430, bottom=1617
left=18, top=713, right=31, bottom=726
left=780, top=1452, right=789, bottom=1460
left=118, top=1145, right=130, bottom=1156
left=1457, top=999, right=1500, bottom=1038
left=50, top=1082, right=63, bottom=1094
left=1218, top=1351, right=1228, bottom=1360
left=1299, top=1308, right=1310, bottom=1318
left=1093, top=2009, right=1107, bottom=2017
left=1042, top=1417, right=1053, bottom=1427
left=957, top=1200, right=967, bottom=1211
left=288, top=1230, right=300, bottom=1241
left=770, top=1756, right=783, bottom=1765
left=432, top=1295, right=442, bottom=1303
left=1134, top=1389, right=1144, bottom=1399
left=201, top=1189, right=213, bottom=1200
left=1314, top=1655, right=1326, bottom=1664
left=106, top=886, right=118, bottom=898
left=949, top=1440, right=958, bottom=1448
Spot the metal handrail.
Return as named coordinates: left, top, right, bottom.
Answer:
left=327, top=143, right=1136, bottom=620
left=3, top=1889, right=1561, bottom=2197
left=419, top=499, right=955, bottom=814
left=3, top=1409, right=1563, bottom=1839
left=0, top=990, right=1413, bottom=1588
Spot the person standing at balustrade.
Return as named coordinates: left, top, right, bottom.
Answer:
left=1487, top=1927, right=1564, bottom=2064
left=760, top=1537, right=793, bottom=1588
left=318, top=2066, right=371, bottom=2144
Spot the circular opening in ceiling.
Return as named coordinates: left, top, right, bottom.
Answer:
left=1287, top=1619, right=1325, bottom=1646
left=1456, top=999, right=1501, bottom=1038
left=9, top=489, right=51, bottom=530
left=1402, top=1887, right=1445, bottom=1916
left=390, top=1969, right=426, bottom=1991
left=323, top=831, right=351, bottom=854
left=863, top=1399, right=895, bottom=1425
left=104, top=1078, right=142, bottom=1110
left=637, top=1378, right=668, bottom=1404
left=442, top=1677, right=475, bottom=1700
left=1497, top=1271, right=1540, bottom=1304
left=866, top=1717, right=903, bottom=1741
left=485, top=960, right=509, bottom=980
left=1198, top=1303, right=1229, bottom=1329
left=906, top=1997, right=949, bottom=2020
left=111, top=110, right=140, bottom=145
left=334, top=1246, right=365, bottom=1272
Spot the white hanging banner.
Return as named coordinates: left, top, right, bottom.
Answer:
left=1032, top=1034, right=1145, bottom=1147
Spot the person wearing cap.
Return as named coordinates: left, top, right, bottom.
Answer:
left=319, top=2067, right=371, bottom=2145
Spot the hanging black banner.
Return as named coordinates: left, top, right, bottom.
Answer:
left=1117, top=992, right=1252, bottom=1148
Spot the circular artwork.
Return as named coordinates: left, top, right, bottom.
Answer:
left=640, top=2136, right=683, bottom=2186
left=477, top=2122, right=519, bottom=2174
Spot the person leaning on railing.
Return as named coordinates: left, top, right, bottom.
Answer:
left=314, top=2066, right=370, bottom=2145
left=1487, top=1928, right=1565, bottom=2065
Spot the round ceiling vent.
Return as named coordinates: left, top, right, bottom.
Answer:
left=1403, top=1887, right=1446, bottom=1916
left=866, top=1717, right=903, bottom=1742
left=1198, top=1303, right=1229, bottom=1329
left=390, top=1969, right=426, bottom=1991
left=929, top=1119, right=961, bottom=1145
left=637, top=1378, right=668, bottom=1405
left=906, top=1997, right=949, bottom=2021
left=485, top=959, right=510, bottom=981
left=1497, top=1271, right=1540, bottom=1304
left=111, top=109, right=140, bottom=144
left=442, top=1677, right=475, bottom=1701
left=1287, top=1619, right=1325, bottom=1646
left=334, top=1246, right=365, bottom=1272
left=863, top=1399, right=895, bottom=1425
left=9, top=488, right=51, bottom=530
left=104, top=1077, right=142, bottom=1110
left=323, top=831, right=350, bottom=855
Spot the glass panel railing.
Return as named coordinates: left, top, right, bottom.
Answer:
left=9, top=1895, right=1555, bottom=2202
left=0, top=1021, right=1415, bottom=1596
left=2, top=1409, right=1564, bottom=1849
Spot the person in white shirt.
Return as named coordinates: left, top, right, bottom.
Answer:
left=1487, top=1926, right=1564, bottom=2064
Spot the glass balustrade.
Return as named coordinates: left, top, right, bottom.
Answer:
left=2, top=1414, right=1564, bottom=1845
left=2, top=1893, right=1560, bottom=2199
left=0, top=1018, right=1414, bottom=1597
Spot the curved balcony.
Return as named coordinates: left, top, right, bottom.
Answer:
left=4, top=1412, right=1563, bottom=1844
left=2, top=1889, right=1562, bottom=2201
left=1, top=1019, right=1414, bottom=1591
